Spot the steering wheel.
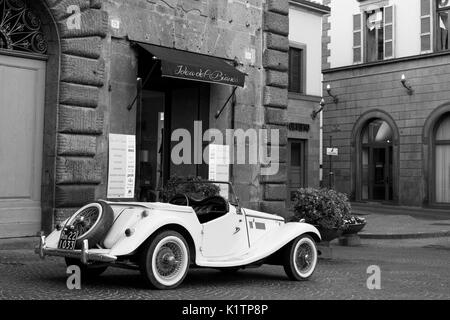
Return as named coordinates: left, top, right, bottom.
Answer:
left=168, top=194, right=190, bottom=206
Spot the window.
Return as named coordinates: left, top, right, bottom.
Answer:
left=288, top=139, right=306, bottom=205
left=353, top=6, right=395, bottom=63
left=437, top=0, right=450, bottom=51
left=434, top=113, right=450, bottom=203
left=288, top=47, right=305, bottom=93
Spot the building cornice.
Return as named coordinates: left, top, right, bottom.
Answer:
left=323, top=50, right=450, bottom=74
left=289, top=0, right=330, bottom=15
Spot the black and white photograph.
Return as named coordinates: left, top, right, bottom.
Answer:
left=0, top=0, right=449, bottom=310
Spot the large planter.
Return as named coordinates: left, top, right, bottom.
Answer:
left=343, top=223, right=366, bottom=235
left=316, top=227, right=343, bottom=242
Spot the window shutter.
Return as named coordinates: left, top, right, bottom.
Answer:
left=420, top=0, right=433, bottom=53
left=353, top=13, right=363, bottom=63
left=384, top=5, right=395, bottom=59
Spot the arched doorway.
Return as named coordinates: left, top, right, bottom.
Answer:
left=360, top=119, right=394, bottom=201
left=352, top=110, right=399, bottom=203
left=434, top=113, right=450, bottom=204
left=0, top=0, right=55, bottom=238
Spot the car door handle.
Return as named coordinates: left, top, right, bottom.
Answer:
left=233, top=227, right=241, bottom=234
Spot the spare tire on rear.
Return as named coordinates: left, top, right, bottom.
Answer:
left=64, top=201, right=114, bottom=249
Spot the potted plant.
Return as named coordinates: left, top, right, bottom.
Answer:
left=290, top=188, right=351, bottom=242
left=343, top=215, right=367, bottom=235
left=160, top=175, right=220, bottom=202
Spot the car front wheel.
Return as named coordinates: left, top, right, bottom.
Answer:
left=283, top=235, right=317, bottom=281
left=139, top=231, right=190, bottom=290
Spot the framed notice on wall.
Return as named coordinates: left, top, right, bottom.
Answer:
left=208, top=144, right=230, bottom=198
left=107, top=134, right=136, bottom=199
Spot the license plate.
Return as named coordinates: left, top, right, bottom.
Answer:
left=58, top=230, right=79, bottom=250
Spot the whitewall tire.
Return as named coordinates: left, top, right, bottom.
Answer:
left=283, top=235, right=318, bottom=281
left=140, top=230, right=190, bottom=290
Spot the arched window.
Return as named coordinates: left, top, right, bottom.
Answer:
left=435, top=113, right=450, bottom=203
left=361, top=119, right=394, bottom=201
left=0, top=0, right=48, bottom=54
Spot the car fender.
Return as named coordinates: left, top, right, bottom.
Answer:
left=108, top=210, right=202, bottom=257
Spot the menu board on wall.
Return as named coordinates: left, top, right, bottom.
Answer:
left=208, top=144, right=230, bottom=198
left=107, top=134, right=136, bottom=199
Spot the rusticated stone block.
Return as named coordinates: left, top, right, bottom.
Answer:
left=263, top=49, right=288, bottom=71
left=61, top=54, right=105, bottom=87
left=50, top=0, right=90, bottom=21
left=59, top=105, right=104, bottom=134
left=264, top=184, right=287, bottom=201
left=265, top=107, right=287, bottom=125
left=267, top=0, right=289, bottom=16
left=56, top=157, right=102, bottom=184
left=55, top=208, right=78, bottom=225
left=261, top=163, right=287, bottom=184
left=57, top=134, right=97, bottom=156
left=58, top=9, right=108, bottom=38
left=266, top=33, right=289, bottom=52
left=61, top=37, right=102, bottom=59
left=264, top=11, right=289, bottom=36
left=260, top=201, right=288, bottom=218
left=264, top=86, right=288, bottom=108
left=60, top=82, right=99, bottom=107
left=55, top=185, right=96, bottom=207
left=266, top=70, right=288, bottom=88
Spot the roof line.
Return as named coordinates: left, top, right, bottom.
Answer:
left=289, top=0, right=330, bottom=14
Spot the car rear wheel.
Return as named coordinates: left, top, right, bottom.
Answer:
left=283, top=235, right=317, bottom=281
left=139, top=230, right=190, bottom=290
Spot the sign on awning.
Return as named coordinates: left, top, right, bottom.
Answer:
left=134, top=41, right=246, bottom=87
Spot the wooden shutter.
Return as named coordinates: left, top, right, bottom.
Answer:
left=288, top=47, right=303, bottom=93
left=420, top=0, right=433, bottom=53
left=384, top=5, right=395, bottom=59
left=353, top=13, right=363, bottom=63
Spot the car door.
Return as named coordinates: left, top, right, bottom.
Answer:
left=200, top=205, right=249, bottom=258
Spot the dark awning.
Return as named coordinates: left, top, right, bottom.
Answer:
left=134, top=41, right=246, bottom=87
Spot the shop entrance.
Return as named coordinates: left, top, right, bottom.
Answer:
left=137, top=61, right=210, bottom=201
left=360, top=119, right=394, bottom=201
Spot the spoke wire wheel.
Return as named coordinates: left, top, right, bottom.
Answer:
left=66, top=203, right=103, bottom=239
left=63, top=201, right=114, bottom=249
left=293, top=237, right=317, bottom=278
left=141, top=231, right=190, bottom=289
left=284, top=236, right=317, bottom=281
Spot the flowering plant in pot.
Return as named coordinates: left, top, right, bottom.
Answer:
left=290, top=188, right=351, bottom=242
left=343, top=215, right=367, bottom=235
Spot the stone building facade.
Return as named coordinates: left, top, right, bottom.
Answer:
left=0, top=0, right=310, bottom=237
left=322, top=0, right=450, bottom=209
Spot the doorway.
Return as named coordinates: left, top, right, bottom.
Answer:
left=360, top=119, right=394, bottom=202
left=136, top=57, right=210, bottom=201
left=0, top=55, right=46, bottom=238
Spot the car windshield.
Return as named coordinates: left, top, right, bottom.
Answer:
left=164, top=181, right=238, bottom=205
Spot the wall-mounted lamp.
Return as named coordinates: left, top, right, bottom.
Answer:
left=401, top=74, right=414, bottom=95
left=326, top=84, right=339, bottom=103
left=311, top=98, right=326, bottom=120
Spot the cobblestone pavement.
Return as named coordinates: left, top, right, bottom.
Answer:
left=0, top=238, right=449, bottom=300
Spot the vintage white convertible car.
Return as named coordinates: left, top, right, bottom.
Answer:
left=36, top=181, right=321, bottom=289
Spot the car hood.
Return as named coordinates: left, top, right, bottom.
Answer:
left=243, top=208, right=285, bottom=222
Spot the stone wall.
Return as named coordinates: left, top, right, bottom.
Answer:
left=43, top=0, right=109, bottom=227
left=260, top=0, right=290, bottom=216
left=322, top=0, right=331, bottom=70
left=322, top=53, right=450, bottom=206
